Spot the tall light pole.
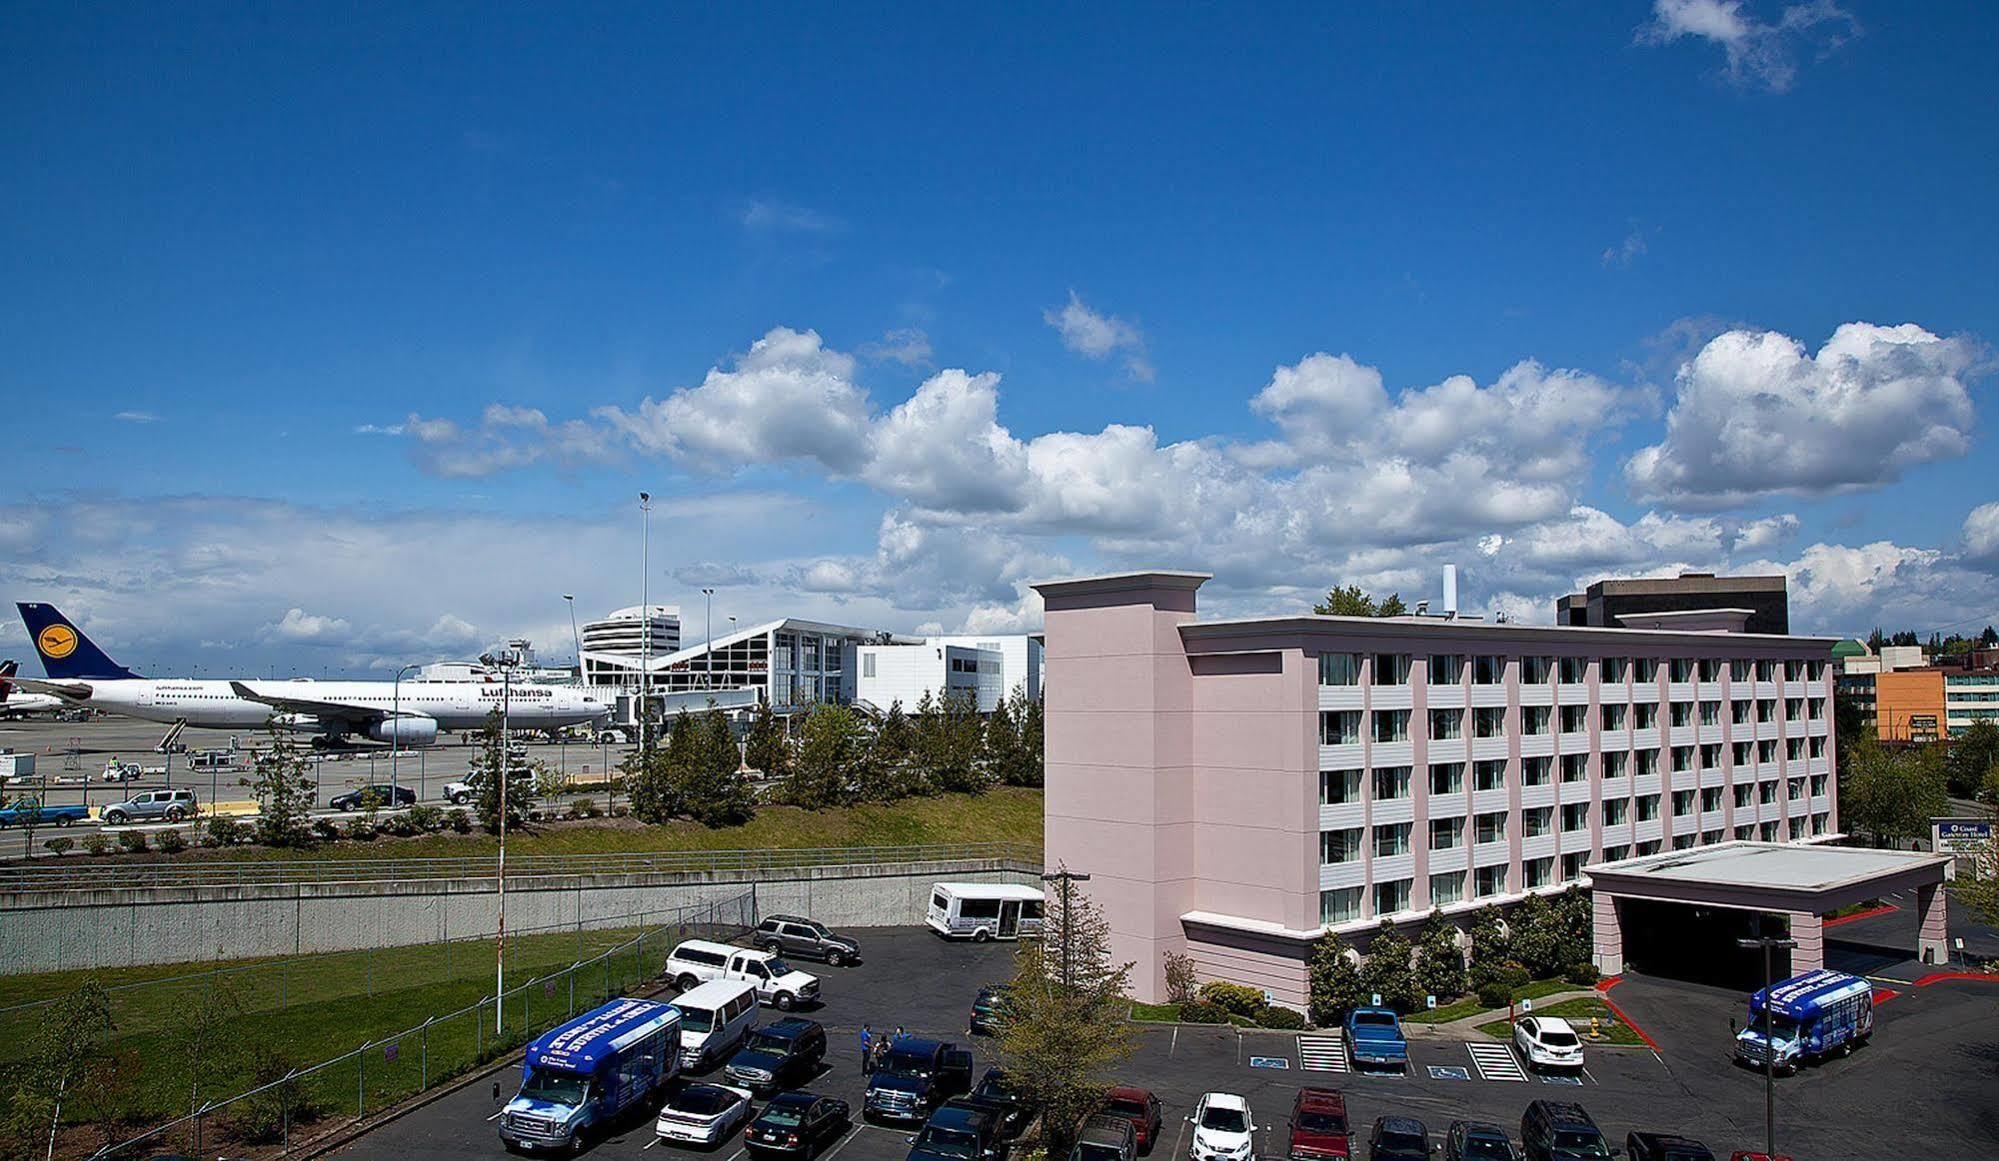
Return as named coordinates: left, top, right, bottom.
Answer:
left=639, top=493, right=653, bottom=753
left=391, top=663, right=420, bottom=804
left=1738, top=931, right=1798, bottom=1160
left=563, top=594, right=582, bottom=681
left=702, top=588, right=716, bottom=690
left=1040, top=868, right=1092, bottom=991
left=484, top=651, right=519, bottom=1035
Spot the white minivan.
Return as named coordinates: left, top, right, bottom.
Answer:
left=925, top=882, right=1046, bottom=941
left=670, top=978, right=760, bottom=1070
left=664, top=939, right=822, bottom=1010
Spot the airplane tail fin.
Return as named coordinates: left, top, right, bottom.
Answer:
left=13, top=603, right=140, bottom=680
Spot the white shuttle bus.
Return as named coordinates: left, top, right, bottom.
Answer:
left=925, top=882, right=1045, bottom=941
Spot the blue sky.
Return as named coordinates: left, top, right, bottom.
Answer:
left=3, top=1, right=1997, bottom=673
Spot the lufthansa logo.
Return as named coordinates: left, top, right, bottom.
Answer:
left=37, top=625, right=78, bottom=659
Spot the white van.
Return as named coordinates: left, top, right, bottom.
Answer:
left=664, top=939, right=822, bottom=1010
left=669, top=979, right=759, bottom=1070
left=925, top=882, right=1046, bottom=941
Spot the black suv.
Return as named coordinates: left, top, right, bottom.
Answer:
left=1625, top=1133, right=1714, bottom=1161
left=756, top=915, right=861, bottom=965
left=969, top=985, right=1015, bottom=1036
left=955, top=1068, right=1037, bottom=1140
left=1520, top=1102, right=1613, bottom=1161
left=725, top=1018, right=828, bottom=1094
left=906, top=1103, right=1004, bottom=1161
left=865, top=1037, right=975, bottom=1123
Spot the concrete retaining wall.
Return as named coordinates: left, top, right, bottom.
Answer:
left=0, top=859, right=1039, bottom=975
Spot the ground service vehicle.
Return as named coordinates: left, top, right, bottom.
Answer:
left=99, top=788, right=198, bottom=824
left=1286, top=1087, right=1352, bottom=1160
left=675, top=979, right=760, bottom=1069
left=1519, top=1101, right=1612, bottom=1161
left=1513, top=1015, right=1586, bottom=1072
left=724, top=1017, right=828, bottom=1093
left=1186, top=1092, right=1255, bottom=1161
left=956, top=1068, right=1037, bottom=1139
left=445, top=779, right=475, bottom=805
left=1733, top=968, right=1873, bottom=1074
left=865, top=1037, right=975, bottom=1122
left=655, top=1083, right=755, bottom=1146
left=1071, top=1113, right=1137, bottom=1161
left=0, top=797, right=87, bottom=828
left=906, top=1103, right=1004, bottom=1161
left=1343, top=1007, right=1408, bottom=1070
left=1101, top=1086, right=1163, bottom=1155
left=1445, top=1121, right=1520, bottom=1161
left=1627, top=1133, right=1715, bottom=1161
left=667, top=939, right=823, bottom=1009
left=329, top=783, right=418, bottom=811
left=756, top=914, right=862, bottom=965
left=926, top=882, right=1046, bottom=941
left=1367, top=1116, right=1430, bottom=1161
left=746, top=1092, right=852, bottom=1160
left=498, top=998, right=680, bottom=1153
left=969, top=984, right=1015, bottom=1036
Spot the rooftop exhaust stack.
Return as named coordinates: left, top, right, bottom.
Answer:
left=1443, top=565, right=1459, bottom=619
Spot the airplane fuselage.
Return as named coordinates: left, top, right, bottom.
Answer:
left=57, top=678, right=604, bottom=736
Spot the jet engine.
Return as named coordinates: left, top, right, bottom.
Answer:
left=366, top=716, right=440, bottom=746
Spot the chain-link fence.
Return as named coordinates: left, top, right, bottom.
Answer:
left=3, top=890, right=754, bottom=1161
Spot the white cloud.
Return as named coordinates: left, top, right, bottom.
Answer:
left=114, top=410, right=160, bottom=424
left=260, top=608, right=352, bottom=643
left=739, top=199, right=842, bottom=234
left=354, top=422, right=404, bottom=436
left=859, top=328, right=934, bottom=367
left=1731, top=513, right=1801, bottom=553
left=1044, top=291, right=1154, bottom=382
left=1625, top=322, right=1978, bottom=507
left=865, top=369, right=1031, bottom=514
left=404, top=403, right=618, bottom=478
left=1638, top=0, right=1860, bottom=92
left=1602, top=227, right=1648, bottom=268
left=1964, top=501, right=1999, bottom=565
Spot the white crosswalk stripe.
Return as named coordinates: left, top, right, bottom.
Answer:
left=1297, top=1033, right=1347, bottom=1072
left=1466, top=1041, right=1529, bottom=1081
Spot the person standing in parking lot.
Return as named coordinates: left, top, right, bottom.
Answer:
left=859, top=1024, right=873, bottom=1072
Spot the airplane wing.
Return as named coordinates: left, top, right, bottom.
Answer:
left=228, top=681, right=420, bottom=725
left=14, top=676, right=94, bottom=700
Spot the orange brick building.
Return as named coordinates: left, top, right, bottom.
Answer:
left=1876, top=670, right=1946, bottom=742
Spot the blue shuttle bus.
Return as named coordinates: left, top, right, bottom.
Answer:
left=1733, top=968, right=1874, bottom=1074
left=500, top=997, right=682, bottom=1153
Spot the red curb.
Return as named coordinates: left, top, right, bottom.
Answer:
left=1871, top=987, right=1900, bottom=1005
left=1908, top=970, right=1999, bottom=988
left=1823, top=902, right=1899, bottom=929
left=1592, top=977, right=1662, bottom=1052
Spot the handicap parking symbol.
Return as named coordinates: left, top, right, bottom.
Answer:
left=1539, top=1073, right=1584, bottom=1085
left=1249, top=1056, right=1290, bottom=1070
left=1427, top=1066, right=1471, bottom=1081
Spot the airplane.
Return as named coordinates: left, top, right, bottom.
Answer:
left=0, top=660, right=67, bottom=719
left=11, top=602, right=610, bottom=746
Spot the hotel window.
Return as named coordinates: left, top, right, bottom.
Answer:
left=1373, top=766, right=1412, bottom=800
left=1701, top=743, right=1722, bottom=770
left=1700, top=701, right=1721, bottom=726
left=1635, top=658, right=1659, bottom=683
left=1523, top=807, right=1555, bottom=837
left=1786, top=738, right=1805, bottom=762
left=1474, top=760, right=1507, bottom=792
left=1560, top=704, right=1589, bottom=734
left=1374, top=654, right=1412, bottom=685
left=1321, top=828, right=1363, bottom=864
left=1561, top=753, right=1589, bottom=783
left=1636, top=749, right=1660, bottom=778
left=1672, top=789, right=1695, bottom=815
left=1321, top=887, right=1363, bottom=925
left=1636, top=794, right=1660, bottom=821
left=1699, top=659, right=1723, bottom=683
left=1375, top=879, right=1412, bottom=916
left=1785, top=660, right=1805, bottom=682
left=1637, top=840, right=1663, bottom=856
left=1673, top=833, right=1697, bottom=851
left=1474, top=812, right=1508, bottom=844
left=1702, top=828, right=1725, bottom=847
left=1521, top=656, right=1553, bottom=684
left=1523, top=755, right=1553, bottom=786
left=1603, top=844, right=1630, bottom=863
left=1760, top=821, right=1779, bottom=841
left=1318, top=652, right=1363, bottom=686
left=1789, top=817, right=1807, bottom=840
left=1671, top=702, right=1695, bottom=728
left=1523, top=706, right=1552, bottom=735
left=1321, top=711, right=1362, bottom=745
left=1759, top=781, right=1778, bottom=804
left=1561, top=802, right=1590, bottom=832
left=1375, top=823, right=1413, bottom=857
left=1672, top=746, right=1694, bottom=773
left=862, top=654, right=876, bottom=679
left=1429, top=817, right=1464, bottom=850
left=1603, top=798, right=1629, bottom=826
left=1603, top=657, right=1629, bottom=683
left=1524, top=858, right=1555, bottom=888
left=1473, top=655, right=1506, bottom=684
left=1757, top=739, right=1778, bottom=764
left=1428, top=654, right=1464, bottom=685
left=1757, top=660, right=1777, bottom=682
left=1429, top=762, right=1465, bottom=796
left=1475, top=864, right=1509, bottom=898
left=1373, top=710, right=1410, bottom=743
left=1812, top=812, right=1829, bottom=836
left=1562, top=852, right=1589, bottom=881
left=1474, top=706, right=1507, bottom=738
left=1733, top=701, right=1753, bottom=725
left=1559, top=657, right=1587, bottom=684
left=1808, top=660, right=1827, bottom=681
left=1786, top=698, right=1805, bottom=722
left=1320, top=769, right=1362, bottom=805
left=1789, top=777, right=1806, bottom=801
left=1603, top=750, right=1628, bottom=779
left=1809, top=696, right=1826, bottom=720
left=1732, top=741, right=1753, bottom=767
left=1734, top=784, right=1754, bottom=808
left=1429, top=709, right=1464, bottom=741
left=1734, top=824, right=1755, bottom=841
left=1701, top=787, right=1723, bottom=813
left=1601, top=703, right=1627, bottom=731
left=1810, top=773, right=1828, bottom=797
left=1730, top=660, right=1753, bottom=683
left=1430, top=871, right=1466, bottom=907
left=1671, top=659, right=1695, bottom=683
left=1635, top=703, right=1659, bottom=730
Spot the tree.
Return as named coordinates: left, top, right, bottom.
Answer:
left=621, top=733, right=681, bottom=823
left=984, top=695, right=1024, bottom=787
left=915, top=689, right=989, bottom=794
left=681, top=707, right=755, bottom=827
left=1508, top=893, right=1564, bottom=978
left=1945, top=720, right=1999, bottom=799
left=1413, top=911, right=1467, bottom=1003
left=1313, top=584, right=1407, bottom=617
left=1551, top=887, right=1594, bottom=970
left=1356, top=922, right=1419, bottom=1012
left=787, top=704, right=864, bottom=808
left=1, top=978, right=113, bottom=1160
left=996, top=873, right=1134, bottom=1155
left=861, top=700, right=927, bottom=801
left=1016, top=688, right=1045, bottom=788
left=465, top=706, right=539, bottom=833
left=1867, top=627, right=1886, bottom=652
left=743, top=701, right=790, bottom=780
left=1957, top=766, right=1999, bottom=930
left=1307, top=931, right=1365, bottom=1025
left=242, top=722, right=317, bottom=847
left=1466, top=906, right=1511, bottom=990
left=1839, top=736, right=1948, bottom=846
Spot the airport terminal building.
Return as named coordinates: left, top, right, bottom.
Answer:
left=1033, top=570, right=1841, bottom=1005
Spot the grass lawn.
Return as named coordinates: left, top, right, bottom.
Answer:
left=1475, top=996, right=1647, bottom=1046
left=1129, top=1001, right=1183, bottom=1022
left=1404, top=977, right=1576, bottom=1024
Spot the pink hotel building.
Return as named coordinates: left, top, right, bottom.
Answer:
left=1033, top=570, right=1839, bottom=1005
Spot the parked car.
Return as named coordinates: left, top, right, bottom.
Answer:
left=1285, top=1087, right=1352, bottom=1160
left=1626, top=1134, right=1714, bottom=1161
left=755, top=915, right=861, bottom=966
left=329, top=784, right=418, bottom=811
left=969, top=984, right=1016, bottom=1036
left=956, top=1068, right=1037, bottom=1140
left=1513, top=1015, right=1585, bottom=1072
left=725, top=1018, right=828, bottom=1094
left=99, top=788, right=198, bottom=825
left=1099, top=1086, right=1163, bottom=1155
left=1367, top=1116, right=1430, bottom=1161
left=1070, top=1113, right=1137, bottom=1161
left=1343, top=1007, right=1408, bottom=1071
left=906, top=1103, right=1004, bottom=1161
left=655, top=1083, right=756, bottom=1147
left=1727, top=1153, right=1794, bottom=1161
left=745, top=1092, right=851, bottom=1160
left=865, top=1037, right=975, bottom=1123
left=666, top=939, right=822, bottom=1010
left=0, top=797, right=88, bottom=828
left=1186, top=1092, right=1256, bottom=1161
left=1445, top=1121, right=1520, bottom=1161
left=1520, top=1102, right=1612, bottom=1161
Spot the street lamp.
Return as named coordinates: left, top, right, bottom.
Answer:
left=702, top=588, right=716, bottom=689
left=639, top=493, right=653, bottom=753
left=1040, top=868, right=1092, bottom=990
left=482, top=650, right=520, bottom=1035
left=563, top=594, right=582, bottom=680
left=391, top=663, right=420, bottom=804
left=1738, top=931, right=1799, bottom=1160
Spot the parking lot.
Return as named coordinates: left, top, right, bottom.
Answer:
left=332, top=926, right=1999, bottom=1161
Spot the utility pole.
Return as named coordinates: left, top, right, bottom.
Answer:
left=639, top=492, right=653, bottom=753
left=392, top=663, right=419, bottom=805
left=484, top=651, right=520, bottom=1036
left=1738, top=931, right=1798, bottom=1161
left=702, top=588, right=716, bottom=690
left=1040, top=868, right=1091, bottom=991
left=563, top=594, right=582, bottom=680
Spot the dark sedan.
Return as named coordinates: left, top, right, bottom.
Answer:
left=329, top=784, right=418, bottom=811
left=746, top=1092, right=852, bottom=1160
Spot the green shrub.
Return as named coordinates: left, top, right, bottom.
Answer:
left=84, top=833, right=110, bottom=856
left=311, top=818, right=342, bottom=843
left=1477, top=982, right=1512, bottom=1010
left=1197, top=980, right=1268, bottom=1019
left=572, top=797, right=600, bottom=819
left=156, top=828, right=188, bottom=854
left=1564, top=962, right=1600, bottom=986
left=1257, top=1005, right=1307, bottom=1030
left=446, top=808, right=473, bottom=833
left=205, top=817, right=247, bottom=847
left=118, top=830, right=149, bottom=853
left=1178, top=1000, right=1230, bottom=1024
left=42, top=836, right=75, bottom=857
left=1496, top=961, right=1531, bottom=989
left=407, top=804, right=444, bottom=832
left=380, top=812, right=418, bottom=837
left=343, top=817, right=376, bottom=841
